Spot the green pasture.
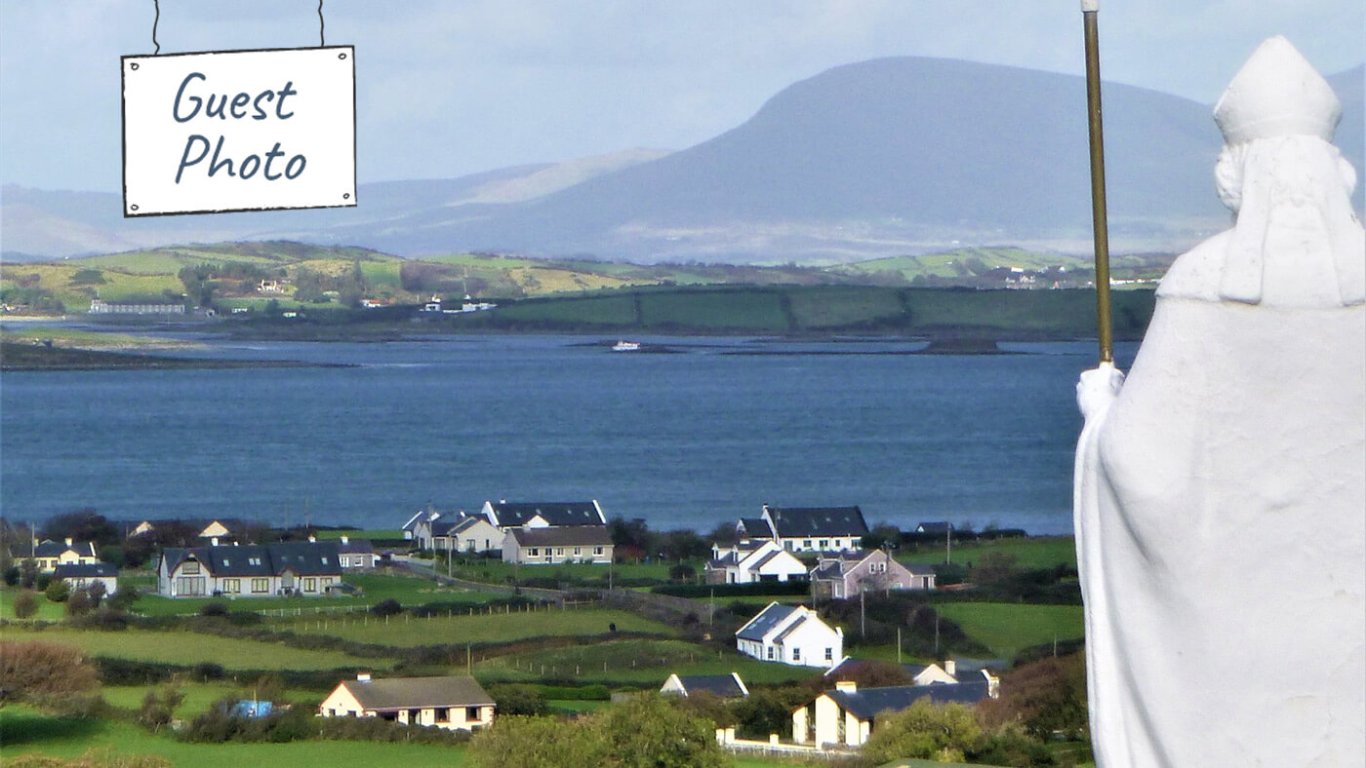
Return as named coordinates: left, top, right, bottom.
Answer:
left=0, top=587, right=68, bottom=621
left=476, top=638, right=820, bottom=686
left=439, top=557, right=672, bottom=585
left=640, top=289, right=789, bottom=331
left=0, top=707, right=468, bottom=768
left=0, top=627, right=384, bottom=671
left=933, top=602, right=1084, bottom=659
left=786, top=285, right=904, bottom=328
left=100, top=681, right=320, bottom=718
left=494, top=293, right=638, bottom=325
left=898, top=536, right=1077, bottom=570
left=129, top=572, right=499, bottom=616
left=284, top=607, right=673, bottom=648
left=312, top=529, right=404, bottom=541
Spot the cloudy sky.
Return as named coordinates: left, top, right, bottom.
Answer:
left=1, top=0, right=1361, bottom=192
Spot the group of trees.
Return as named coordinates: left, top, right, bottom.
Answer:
left=606, top=518, right=712, bottom=565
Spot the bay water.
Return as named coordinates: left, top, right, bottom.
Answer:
left=1, top=335, right=1136, bottom=536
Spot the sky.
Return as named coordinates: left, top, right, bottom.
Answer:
left=0, top=0, right=1361, bottom=193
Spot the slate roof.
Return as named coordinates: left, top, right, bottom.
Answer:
left=765, top=506, right=869, bottom=538
left=827, top=681, right=992, bottom=720
left=33, top=540, right=96, bottom=558
left=161, top=542, right=342, bottom=578
left=736, top=602, right=797, bottom=642
left=341, top=676, right=494, bottom=711
left=53, top=562, right=118, bottom=578
left=675, top=674, right=747, bottom=698
left=737, top=518, right=773, bottom=538
left=337, top=539, right=375, bottom=555
left=509, top=527, right=613, bottom=547
left=489, top=501, right=604, bottom=527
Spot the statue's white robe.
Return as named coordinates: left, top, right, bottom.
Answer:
left=1075, top=226, right=1366, bottom=767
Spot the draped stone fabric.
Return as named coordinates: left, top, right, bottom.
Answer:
left=1074, top=38, right=1365, bottom=768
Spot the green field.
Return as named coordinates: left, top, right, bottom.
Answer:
left=127, top=572, right=501, bottom=616
left=100, top=682, right=321, bottom=718
left=1, top=627, right=384, bottom=671
left=0, top=587, right=69, bottom=620
left=934, top=603, right=1085, bottom=659
left=439, top=557, right=672, bottom=585
left=284, top=607, right=674, bottom=647
left=476, top=638, right=820, bottom=686
left=899, top=536, right=1078, bottom=570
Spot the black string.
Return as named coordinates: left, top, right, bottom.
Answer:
left=151, top=1, right=324, bottom=52
left=318, top=0, right=325, bottom=47
left=152, top=0, right=160, bottom=54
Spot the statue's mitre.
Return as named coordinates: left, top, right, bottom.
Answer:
left=1213, top=36, right=1341, bottom=145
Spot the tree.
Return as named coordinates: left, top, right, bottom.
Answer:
left=731, top=686, right=809, bottom=739
left=65, top=588, right=93, bottom=617
left=971, top=551, right=1020, bottom=588
left=19, top=558, right=38, bottom=588
left=138, top=682, right=185, bottom=732
left=487, top=684, right=547, bottom=716
left=861, top=699, right=983, bottom=764
left=12, top=590, right=39, bottom=619
left=861, top=523, right=903, bottom=550
left=466, top=715, right=609, bottom=768
left=85, top=580, right=107, bottom=608
left=977, top=652, right=1089, bottom=741
left=600, top=695, right=727, bottom=768
left=44, top=579, right=71, bottom=603
left=40, top=510, right=118, bottom=548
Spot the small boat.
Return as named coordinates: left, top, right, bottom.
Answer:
left=611, top=340, right=641, bottom=352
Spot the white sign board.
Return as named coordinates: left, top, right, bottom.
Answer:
left=122, top=46, right=355, bottom=217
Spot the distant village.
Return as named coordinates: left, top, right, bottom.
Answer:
left=4, top=498, right=1043, bottom=757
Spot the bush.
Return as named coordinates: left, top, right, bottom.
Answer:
left=65, top=589, right=94, bottom=618
left=0, top=640, right=100, bottom=708
left=370, top=598, right=402, bottom=616
left=3, top=565, right=19, bottom=586
left=13, top=589, right=39, bottom=619
left=106, top=587, right=140, bottom=612
left=44, top=580, right=71, bottom=603
left=193, top=662, right=226, bottom=681
left=861, top=699, right=983, bottom=764
left=488, top=684, right=548, bottom=716
left=199, top=601, right=230, bottom=618
left=137, top=682, right=185, bottom=732
left=6, top=750, right=173, bottom=768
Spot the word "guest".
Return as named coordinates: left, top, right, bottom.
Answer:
left=172, top=72, right=306, bottom=183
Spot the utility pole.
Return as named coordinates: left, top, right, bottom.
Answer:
left=897, top=627, right=902, bottom=665
left=946, top=526, right=952, bottom=565
left=860, top=587, right=866, bottom=638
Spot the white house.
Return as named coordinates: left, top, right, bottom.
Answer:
left=705, top=540, right=808, bottom=585
left=735, top=602, right=843, bottom=668
left=792, top=679, right=996, bottom=748
left=430, top=516, right=504, bottom=554
left=402, top=508, right=441, bottom=543
left=53, top=562, right=119, bottom=596
left=319, top=673, right=495, bottom=731
left=337, top=536, right=377, bottom=570
left=156, top=541, right=342, bottom=598
left=735, top=505, right=870, bottom=554
left=502, top=527, right=613, bottom=565
left=660, top=672, right=749, bottom=700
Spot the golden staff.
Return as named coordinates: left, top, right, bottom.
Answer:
left=1082, top=0, right=1114, bottom=364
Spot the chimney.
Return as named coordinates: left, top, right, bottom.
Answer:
left=65, top=537, right=73, bottom=546
left=308, top=535, right=317, bottom=543
left=356, top=672, right=371, bottom=682
left=340, top=536, right=349, bottom=545
left=835, top=681, right=857, bottom=693
left=210, top=537, right=219, bottom=547
left=944, top=660, right=957, bottom=678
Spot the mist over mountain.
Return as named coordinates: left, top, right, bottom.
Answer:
left=3, top=59, right=1361, bottom=264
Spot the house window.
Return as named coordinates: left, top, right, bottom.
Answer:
left=466, top=706, right=480, bottom=721
left=594, top=546, right=603, bottom=555
left=573, top=547, right=581, bottom=556
left=825, top=647, right=833, bottom=661
left=175, top=577, right=204, bottom=596
left=223, top=578, right=240, bottom=594
left=792, top=647, right=801, bottom=661
left=321, top=577, right=334, bottom=587
left=321, top=556, right=330, bottom=564
left=435, top=707, right=449, bottom=722
left=803, top=540, right=812, bottom=549
left=819, top=540, right=828, bottom=549
left=556, top=548, right=564, bottom=556
left=870, top=562, right=886, bottom=574
left=251, top=578, right=269, bottom=593
left=767, top=646, right=775, bottom=660
left=249, top=557, right=262, bottom=566
left=529, top=548, right=539, bottom=556
left=304, top=578, right=316, bottom=592
left=182, top=561, right=200, bottom=574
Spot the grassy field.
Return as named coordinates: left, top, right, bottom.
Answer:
left=0, top=587, right=69, bottom=620
left=933, top=603, right=1085, bottom=659
left=283, top=607, right=674, bottom=647
left=899, top=536, right=1077, bottom=570
left=475, top=638, right=821, bottom=686
left=126, top=572, right=501, bottom=616
left=439, top=557, right=673, bottom=585
left=312, top=529, right=404, bottom=541
left=0, top=627, right=385, bottom=671
left=99, top=682, right=323, bottom=718
left=1, top=707, right=469, bottom=768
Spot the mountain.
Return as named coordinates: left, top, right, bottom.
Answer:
left=3, top=58, right=1361, bottom=264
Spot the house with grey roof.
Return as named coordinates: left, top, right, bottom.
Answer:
left=319, top=673, right=494, bottom=731
left=736, top=601, right=843, bottom=668
left=736, top=505, right=869, bottom=554
left=481, top=500, right=606, bottom=529
left=337, top=536, right=377, bottom=570
left=402, top=508, right=441, bottom=543
left=660, top=672, right=749, bottom=700
left=792, top=678, right=997, bottom=748
left=53, top=562, right=119, bottom=596
left=810, top=549, right=936, bottom=599
left=30, top=538, right=99, bottom=573
left=430, top=516, right=504, bottom=554
left=156, top=540, right=342, bottom=598
left=706, top=540, right=808, bottom=585
left=502, top=526, right=613, bottom=565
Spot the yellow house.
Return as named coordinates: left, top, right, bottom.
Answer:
left=319, top=674, right=495, bottom=731
left=31, top=539, right=99, bottom=573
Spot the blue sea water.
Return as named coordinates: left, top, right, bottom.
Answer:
left=0, top=335, right=1136, bottom=535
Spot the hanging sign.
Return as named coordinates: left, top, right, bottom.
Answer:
left=122, top=46, right=356, bottom=217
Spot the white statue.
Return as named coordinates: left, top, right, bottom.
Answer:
left=1074, top=37, right=1365, bottom=767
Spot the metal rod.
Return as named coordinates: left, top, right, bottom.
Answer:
left=1082, top=3, right=1114, bottom=364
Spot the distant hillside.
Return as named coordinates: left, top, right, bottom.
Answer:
left=1, top=241, right=1155, bottom=316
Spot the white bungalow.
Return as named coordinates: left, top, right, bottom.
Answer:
left=319, top=673, right=494, bottom=731
left=735, top=602, right=843, bottom=668
left=705, top=540, right=808, bottom=585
